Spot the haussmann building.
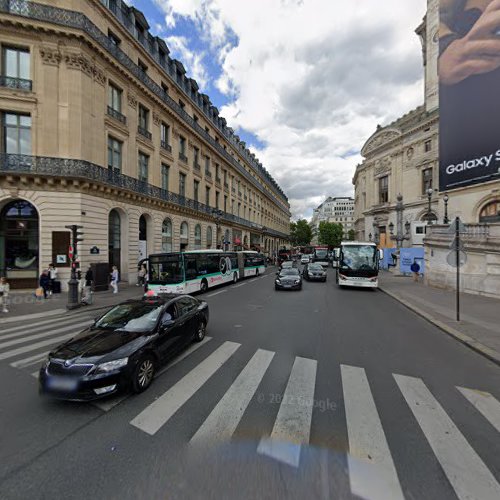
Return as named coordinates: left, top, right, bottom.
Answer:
left=0, top=0, right=291, bottom=289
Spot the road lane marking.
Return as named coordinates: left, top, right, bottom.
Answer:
left=93, top=337, right=214, bottom=412
left=1, top=309, right=67, bottom=325
left=191, top=349, right=274, bottom=446
left=342, top=365, right=404, bottom=500
left=0, top=314, right=93, bottom=336
left=457, top=387, right=500, bottom=433
left=395, top=374, right=500, bottom=500
left=247, top=279, right=259, bottom=284
left=0, top=321, right=92, bottom=350
left=0, top=331, right=78, bottom=361
left=130, top=341, right=240, bottom=435
left=207, top=289, right=228, bottom=297
left=232, top=283, right=247, bottom=288
left=10, top=352, right=49, bottom=369
left=257, top=356, right=317, bottom=468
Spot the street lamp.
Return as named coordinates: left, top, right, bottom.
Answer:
left=443, top=193, right=449, bottom=224
left=368, top=232, right=372, bottom=242
left=212, top=208, right=223, bottom=248
left=426, top=187, right=434, bottom=225
left=389, top=194, right=411, bottom=249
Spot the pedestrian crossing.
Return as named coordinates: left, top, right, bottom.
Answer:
left=1, top=313, right=500, bottom=499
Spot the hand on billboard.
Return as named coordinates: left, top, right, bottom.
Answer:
left=440, top=0, right=500, bottom=85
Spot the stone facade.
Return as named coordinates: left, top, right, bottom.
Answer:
left=0, top=0, right=290, bottom=289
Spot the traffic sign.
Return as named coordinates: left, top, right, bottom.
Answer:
left=447, top=218, right=466, bottom=234
left=449, top=238, right=465, bottom=251
left=447, top=250, right=467, bottom=268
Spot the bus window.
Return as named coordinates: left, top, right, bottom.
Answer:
left=185, top=256, right=198, bottom=281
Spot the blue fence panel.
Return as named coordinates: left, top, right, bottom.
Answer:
left=399, top=247, right=425, bottom=274
left=380, top=248, right=397, bottom=270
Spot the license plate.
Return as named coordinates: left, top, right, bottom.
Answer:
left=47, top=377, right=78, bottom=391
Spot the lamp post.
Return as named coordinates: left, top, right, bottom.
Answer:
left=443, top=193, right=449, bottom=224
left=212, top=208, right=223, bottom=249
left=426, top=187, right=434, bottom=225
left=368, top=232, right=372, bottom=242
left=389, top=194, right=411, bottom=249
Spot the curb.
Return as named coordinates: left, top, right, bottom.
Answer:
left=379, top=286, right=500, bottom=367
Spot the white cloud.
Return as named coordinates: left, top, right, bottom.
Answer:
left=153, top=0, right=427, bottom=219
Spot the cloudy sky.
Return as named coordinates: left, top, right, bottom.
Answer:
left=136, top=0, right=427, bottom=219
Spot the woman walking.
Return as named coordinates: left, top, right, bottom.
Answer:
left=0, top=277, right=10, bottom=313
left=39, top=270, right=50, bottom=299
left=110, top=266, right=119, bottom=294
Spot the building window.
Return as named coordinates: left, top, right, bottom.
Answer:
left=206, top=226, right=213, bottom=248
left=179, top=136, right=187, bottom=160
left=193, top=114, right=198, bottom=123
left=2, top=112, right=31, bottom=154
left=479, top=200, right=500, bottom=223
left=379, top=176, right=389, bottom=204
left=161, top=163, right=169, bottom=191
left=161, top=122, right=170, bottom=150
left=138, top=59, right=148, bottom=74
left=205, top=155, right=210, bottom=174
left=107, top=136, right=122, bottom=172
left=108, top=83, right=121, bottom=112
left=224, top=195, right=227, bottom=212
left=206, top=186, right=210, bottom=206
left=179, top=173, right=186, bottom=197
left=193, top=180, right=199, bottom=201
left=179, top=100, right=185, bottom=110
left=108, top=30, right=121, bottom=46
left=161, top=82, right=169, bottom=95
left=422, top=167, right=433, bottom=194
left=161, top=218, right=173, bottom=252
left=215, top=191, right=220, bottom=209
left=194, top=224, right=202, bottom=249
left=424, top=140, right=432, bottom=152
left=138, top=152, right=149, bottom=182
left=180, top=221, right=189, bottom=238
left=193, top=146, right=200, bottom=168
left=2, top=46, right=30, bottom=85
left=138, top=104, right=149, bottom=133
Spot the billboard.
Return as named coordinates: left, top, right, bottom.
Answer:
left=439, top=0, right=500, bottom=191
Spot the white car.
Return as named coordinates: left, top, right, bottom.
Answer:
left=300, top=255, right=310, bottom=264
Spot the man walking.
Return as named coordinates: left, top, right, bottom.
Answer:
left=82, top=265, right=93, bottom=305
left=48, top=263, right=58, bottom=296
left=110, top=266, right=119, bottom=294
left=0, top=277, right=10, bottom=313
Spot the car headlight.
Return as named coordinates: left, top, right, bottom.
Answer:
left=95, top=357, right=128, bottom=373
left=294, top=280, right=301, bottom=284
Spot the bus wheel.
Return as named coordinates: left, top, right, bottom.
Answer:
left=200, top=279, right=208, bottom=293
left=256, top=269, right=260, bottom=277
left=233, top=272, right=238, bottom=284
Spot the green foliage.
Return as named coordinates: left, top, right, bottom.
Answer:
left=347, top=229, right=356, bottom=241
left=318, top=221, right=344, bottom=247
left=290, top=219, right=312, bottom=246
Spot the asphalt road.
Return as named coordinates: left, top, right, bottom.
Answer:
left=0, top=265, right=499, bottom=500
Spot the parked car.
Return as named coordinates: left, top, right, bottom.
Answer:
left=275, top=268, right=302, bottom=291
left=300, top=255, right=310, bottom=264
left=302, top=263, right=327, bottom=282
left=39, top=295, right=209, bottom=401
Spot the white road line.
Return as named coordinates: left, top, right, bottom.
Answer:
left=0, top=316, right=93, bottom=340
left=257, top=356, right=317, bottom=468
left=191, top=349, right=274, bottom=446
left=0, top=331, right=77, bottom=361
left=10, top=352, right=49, bottom=369
left=342, top=365, right=404, bottom=500
left=395, top=374, right=500, bottom=500
left=0, top=314, right=92, bottom=335
left=457, top=387, right=500, bottom=433
left=0, top=321, right=91, bottom=350
left=232, top=283, right=247, bottom=288
left=93, top=337, right=214, bottom=412
left=31, top=370, right=38, bottom=378
left=207, top=289, right=228, bottom=297
left=247, top=279, right=259, bottom=284
left=130, top=341, right=240, bottom=435
left=1, top=308, right=67, bottom=325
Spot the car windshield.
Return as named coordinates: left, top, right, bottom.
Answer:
left=309, top=264, right=323, bottom=270
left=95, top=303, right=163, bottom=332
left=315, top=249, right=328, bottom=258
left=282, top=262, right=293, bottom=267
left=340, top=245, right=378, bottom=271
left=281, top=269, right=299, bottom=276
left=149, top=255, right=184, bottom=284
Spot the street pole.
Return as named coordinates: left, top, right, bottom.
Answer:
left=455, top=216, right=460, bottom=322
left=65, top=224, right=83, bottom=310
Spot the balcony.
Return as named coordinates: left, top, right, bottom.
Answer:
left=107, top=106, right=126, bottom=125
left=0, top=75, right=32, bottom=91
left=215, top=176, right=221, bottom=184
left=231, top=187, right=236, bottom=194
left=238, top=191, right=242, bottom=198
left=194, top=162, right=201, bottom=172
left=179, top=153, right=188, bottom=163
left=160, top=140, right=172, bottom=153
left=137, top=125, right=152, bottom=140
left=205, top=170, right=212, bottom=178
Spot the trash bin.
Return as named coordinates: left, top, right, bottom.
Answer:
left=91, top=262, right=109, bottom=292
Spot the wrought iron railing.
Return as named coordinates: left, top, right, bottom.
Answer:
left=160, top=140, right=172, bottom=152
left=205, top=170, right=212, bottom=178
left=106, top=106, right=126, bottom=124
left=137, top=126, right=152, bottom=140
left=0, top=74, right=32, bottom=91
left=178, top=153, right=187, bottom=163
left=215, top=176, right=221, bottom=184
left=193, top=163, right=201, bottom=172
left=0, top=0, right=288, bottom=206
left=0, top=153, right=294, bottom=236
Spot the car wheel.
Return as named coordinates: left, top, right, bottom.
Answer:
left=194, top=320, right=206, bottom=342
left=200, top=279, right=208, bottom=293
left=233, top=272, right=238, bottom=284
left=132, top=355, right=155, bottom=393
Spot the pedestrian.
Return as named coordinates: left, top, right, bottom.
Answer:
left=82, top=265, right=94, bottom=305
left=410, top=261, right=421, bottom=282
left=39, top=270, right=50, bottom=299
left=0, top=277, right=10, bottom=313
left=110, top=266, right=119, bottom=294
left=48, top=263, right=58, bottom=296
left=137, top=264, right=147, bottom=287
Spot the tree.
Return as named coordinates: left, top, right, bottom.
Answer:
left=347, top=229, right=356, bottom=241
left=318, top=221, right=344, bottom=247
left=290, top=219, right=312, bottom=246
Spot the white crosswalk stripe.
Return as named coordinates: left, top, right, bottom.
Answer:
left=0, top=313, right=93, bottom=336
left=131, top=341, right=240, bottom=435
left=257, top=356, right=317, bottom=467
left=342, top=365, right=404, bottom=500
left=395, top=374, right=500, bottom=500
left=457, top=386, right=500, bottom=433
left=10, top=351, right=50, bottom=369
left=191, top=348, right=274, bottom=446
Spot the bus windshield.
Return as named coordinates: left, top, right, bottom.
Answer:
left=314, top=249, right=328, bottom=259
left=149, top=255, right=184, bottom=284
left=340, top=245, right=378, bottom=272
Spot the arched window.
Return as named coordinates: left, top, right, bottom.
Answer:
left=479, top=200, right=500, bottom=223
left=161, top=218, right=172, bottom=252
left=108, top=209, right=121, bottom=270
left=194, top=224, right=202, bottom=249
left=206, top=226, right=213, bottom=248
left=180, top=221, right=189, bottom=238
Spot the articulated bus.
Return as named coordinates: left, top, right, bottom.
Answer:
left=335, top=241, right=384, bottom=288
left=146, top=250, right=265, bottom=295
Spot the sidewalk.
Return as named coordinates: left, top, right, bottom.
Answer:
left=378, top=271, right=500, bottom=366
left=0, top=284, right=145, bottom=324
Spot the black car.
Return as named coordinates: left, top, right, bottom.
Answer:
left=302, top=263, right=327, bottom=282
left=39, top=295, right=209, bottom=401
left=275, top=268, right=302, bottom=291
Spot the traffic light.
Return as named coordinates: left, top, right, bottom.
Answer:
left=64, top=225, right=84, bottom=255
